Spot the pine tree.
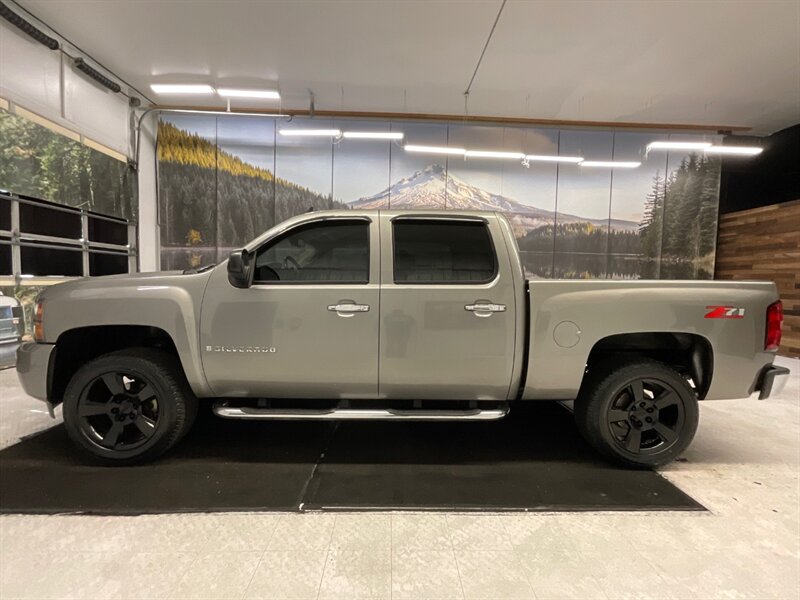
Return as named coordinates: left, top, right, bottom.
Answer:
left=697, top=156, right=721, bottom=258
left=662, top=159, right=691, bottom=257
left=639, top=172, right=665, bottom=259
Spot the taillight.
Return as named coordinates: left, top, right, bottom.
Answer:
left=33, top=299, right=45, bottom=342
left=765, top=300, right=782, bottom=352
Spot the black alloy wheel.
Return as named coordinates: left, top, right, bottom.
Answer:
left=77, top=371, right=161, bottom=451
left=604, top=377, right=685, bottom=457
left=574, top=359, right=699, bottom=468
left=62, top=348, right=197, bottom=465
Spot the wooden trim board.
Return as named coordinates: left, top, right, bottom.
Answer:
left=151, top=105, right=750, bottom=133
left=716, top=199, right=800, bottom=358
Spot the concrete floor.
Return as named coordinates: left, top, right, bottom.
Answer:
left=0, top=357, right=798, bottom=600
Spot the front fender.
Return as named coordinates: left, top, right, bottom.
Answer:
left=40, top=271, right=214, bottom=397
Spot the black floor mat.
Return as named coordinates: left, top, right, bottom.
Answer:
left=0, top=403, right=703, bottom=514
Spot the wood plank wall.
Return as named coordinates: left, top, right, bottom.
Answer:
left=715, top=199, right=800, bottom=358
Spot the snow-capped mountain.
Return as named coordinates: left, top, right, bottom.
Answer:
left=349, top=164, right=638, bottom=233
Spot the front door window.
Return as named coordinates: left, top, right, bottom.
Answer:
left=254, top=220, right=369, bottom=284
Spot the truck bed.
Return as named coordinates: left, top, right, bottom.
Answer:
left=521, top=279, right=779, bottom=401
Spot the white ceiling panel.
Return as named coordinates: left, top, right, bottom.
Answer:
left=0, top=21, right=62, bottom=117
left=12, top=0, right=800, bottom=134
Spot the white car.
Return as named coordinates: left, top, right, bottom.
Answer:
left=0, top=292, right=24, bottom=368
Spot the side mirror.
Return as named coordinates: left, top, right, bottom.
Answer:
left=227, top=249, right=253, bottom=288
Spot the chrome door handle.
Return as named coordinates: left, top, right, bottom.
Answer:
left=328, top=303, right=370, bottom=317
left=465, top=302, right=506, bottom=317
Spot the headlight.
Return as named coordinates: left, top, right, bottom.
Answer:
left=33, top=298, right=45, bottom=342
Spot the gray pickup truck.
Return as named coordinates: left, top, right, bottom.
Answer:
left=17, top=210, right=789, bottom=467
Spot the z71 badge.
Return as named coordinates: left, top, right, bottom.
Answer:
left=704, top=306, right=745, bottom=319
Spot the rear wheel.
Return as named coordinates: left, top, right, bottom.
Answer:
left=62, top=348, right=197, bottom=465
left=574, top=359, right=699, bottom=468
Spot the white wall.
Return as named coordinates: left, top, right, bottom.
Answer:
left=0, top=19, right=130, bottom=155
left=137, top=115, right=159, bottom=271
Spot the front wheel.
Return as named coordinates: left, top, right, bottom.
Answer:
left=62, top=348, right=197, bottom=465
left=574, top=359, right=699, bottom=468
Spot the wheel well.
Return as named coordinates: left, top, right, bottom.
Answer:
left=49, top=326, right=180, bottom=406
left=586, top=332, right=714, bottom=399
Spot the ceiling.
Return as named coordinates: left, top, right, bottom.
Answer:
left=15, top=0, right=800, bottom=135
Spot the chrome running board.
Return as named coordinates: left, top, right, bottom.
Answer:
left=212, top=404, right=509, bottom=421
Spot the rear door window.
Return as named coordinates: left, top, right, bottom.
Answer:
left=392, top=220, right=496, bottom=284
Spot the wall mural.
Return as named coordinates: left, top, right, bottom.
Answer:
left=157, top=116, right=721, bottom=279
left=0, top=110, right=136, bottom=220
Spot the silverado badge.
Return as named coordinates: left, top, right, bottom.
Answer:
left=205, top=345, right=277, bottom=353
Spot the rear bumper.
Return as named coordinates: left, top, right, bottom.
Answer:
left=15, top=342, right=54, bottom=403
left=756, top=365, right=791, bottom=400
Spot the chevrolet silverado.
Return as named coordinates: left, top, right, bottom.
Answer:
left=17, top=210, right=789, bottom=467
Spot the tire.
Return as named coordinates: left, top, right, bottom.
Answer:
left=62, top=348, right=198, bottom=465
left=574, top=358, right=699, bottom=468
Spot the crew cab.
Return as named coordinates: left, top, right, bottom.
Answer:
left=17, top=210, right=789, bottom=467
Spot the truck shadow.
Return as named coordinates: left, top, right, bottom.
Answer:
left=0, top=402, right=704, bottom=514
left=181, top=401, right=588, bottom=465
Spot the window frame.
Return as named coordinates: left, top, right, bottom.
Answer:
left=251, top=217, right=372, bottom=286
left=390, top=216, right=499, bottom=285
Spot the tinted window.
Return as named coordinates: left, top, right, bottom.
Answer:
left=20, top=201, right=82, bottom=239
left=0, top=241, right=10, bottom=276
left=0, top=200, right=10, bottom=231
left=393, top=220, right=496, bottom=283
left=21, top=245, right=83, bottom=276
left=89, top=252, right=129, bottom=276
left=254, top=220, right=369, bottom=284
left=88, top=216, right=128, bottom=246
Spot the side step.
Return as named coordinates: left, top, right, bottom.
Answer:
left=212, top=403, right=509, bottom=421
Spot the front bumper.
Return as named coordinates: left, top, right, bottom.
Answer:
left=0, top=338, right=20, bottom=369
left=15, top=342, right=54, bottom=403
left=756, top=364, right=791, bottom=400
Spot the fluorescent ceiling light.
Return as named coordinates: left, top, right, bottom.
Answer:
left=580, top=160, right=641, bottom=168
left=647, top=141, right=712, bottom=151
left=704, top=145, right=763, bottom=156
left=279, top=129, right=341, bottom=137
left=404, top=144, right=466, bottom=155
left=525, top=154, right=584, bottom=163
left=465, top=150, right=525, bottom=160
left=217, top=88, right=280, bottom=99
left=150, top=84, right=214, bottom=95
left=342, top=131, right=404, bottom=140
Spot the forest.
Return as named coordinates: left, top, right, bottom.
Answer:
left=158, top=121, right=346, bottom=268
left=0, top=110, right=135, bottom=220
left=639, top=155, right=721, bottom=265
left=517, top=222, right=641, bottom=255
left=514, top=154, right=720, bottom=279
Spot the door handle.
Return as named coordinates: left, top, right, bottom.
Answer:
left=465, top=302, right=506, bottom=317
left=328, top=303, right=370, bottom=317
